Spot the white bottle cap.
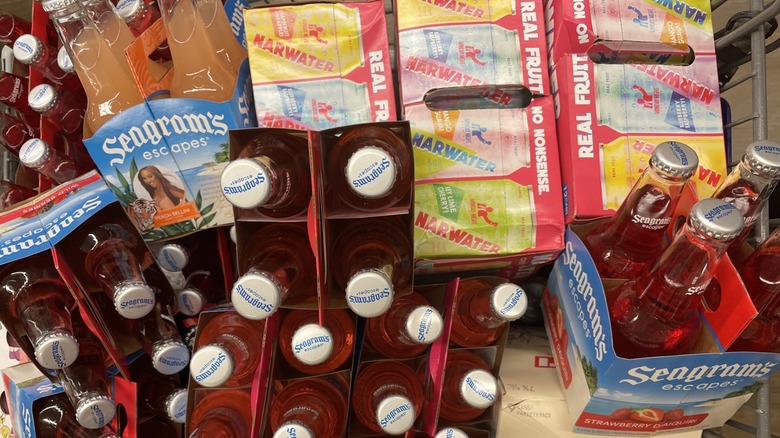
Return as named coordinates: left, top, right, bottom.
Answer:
left=220, top=158, right=272, bottom=209
left=290, top=323, right=334, bottom=366
left=13, top=34, right=41, bottom=65
left=229, top=225, right=237, bottom=244
left=375, top=395, right=416, bottom=435
left=157, top=243, right=189, bottom=272
left=113, top=282, right=156, bottom=319
left=114, top=0, right=143, bottom=20
left=57, top=46, right=74, bottom=73
left=404, top=306, right=443, bottom=345
left=164, top=388, right=188, bottom=424
left=176, top=288, right=206, bottom=316
left=190, top=344, right=235, bottom=387
left=27, top=83, right=57, bottom=112
left=490, top=283, right=527, bottom=322
left=435, top=428, right=469, bottom=438
left=152, top=340, right=190, bottom=375
left=345, top=270, right=394, bottom=318
left=459, top=369, right=498, bottom=409
left=34, top=332, right=79, bottom=369
left=273, top=422, right=315, bottom=438
left=19, top=138, right=51, bottom=169
left=75, top=395, right=116, bottom=429
left=345, top=146, right=396, bottom=199
left=231, top=272, right=281, bottom=320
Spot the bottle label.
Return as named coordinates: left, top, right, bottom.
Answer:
left=6, top=76, right=24, bottom=103
left=630, top=214, right=672, bottom=230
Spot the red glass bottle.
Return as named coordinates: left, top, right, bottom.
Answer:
left=231, top=223, right=315, bottom=320
left=188, top=389, right=252, bottom=438
left=58, top=45, right=75, bottom=74
left=35, top=393, right=120, bottom=438
left=0, top=13, right=31, bottom=45
left=327, top=125, right=412, bottom=211
left=449, top=279, right=528, bottom=348
left=0, top=111, right=38, bottom=157
left=19, top=138, right=82, bottom=184
left=220, top=132, right=311, bottom=218
left=0, top=71, right=40, bottom=124
left=0, top=252, right=80, bottom=370
left=583, top=141, right=698, bottom=279
left=131, top=304, right=190, bottom=375
left=366, top=292, right=443, bottom=358
left=439, top=350, right=498, bottom=422
left=352, top=360, right=423, bottom=435
left=0, top=180, right=36, bottom=209
left=27, top=83, right=85, bottom=136
left=176, top=270, right=225, bottom=316
left=114, top=0, right=172, bottom=61
left=278, top=309, right=354, bottom=375
left=136, top=370, right=188, bottom=423
left=13, top=34, right=81, bottom=89
left=729, top=226, right=780, bottom=352
left=269, top=376, right=349, bottom=438
left=331, top=217, right=413, bottom=318
left=189, top=312, right=265, bottom=387
left=609, top=198, right=744, bottom=358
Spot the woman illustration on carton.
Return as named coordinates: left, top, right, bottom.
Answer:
left=138, top=165, right=186, bottom=210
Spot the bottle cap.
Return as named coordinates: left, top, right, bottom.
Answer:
left=231, top=272, right=281, bottom=320
left=176, top=287, right=206, bottom=316
left=345, top=270, right=394, bottom=318
left=190, top=344, right=235, bottom=387
left=113, top=282, right=156, bottom=319
left=152, top=340, right=190, bottom=375
left=114, top=0, right=143, bottom=21
left=290, top=323, right=334, bottom=366
left=229, top=225, right=237, bottom=244
left=41, top=0, right=79, bottom=12
left=435, top=428, right=469, bottom=438
left=489, top=283, right=528, bottom=321
left=13, top=34, right=42, bottom=65
left=650, top=141, right=699, bottom=178
left=404, top=306, right=443, bottom=344
left=27, top=83, right=58, bottom=113
left=156, top=243, right=189, bottom=272
left=459, top=369, right=498, bottom=409
left=220, top=158, right=272, bottom=209
left=75, top=394, right=116, bottom=429
left=34, top=332, right=79, bottom=369
left=375, top=395, right=416, bottom=435
left=164, top=388, right=188, bottom=424
left=689, top=198, right=744, bottom=241
left=273, top=422, right=315, bottom=438
left=345, top=146, right=396, bottom=199
left=57, top=46, right=74, bottom=73
left=19, top=138, right=52, bottom=169
left=745, top=140, right=780, bottom=178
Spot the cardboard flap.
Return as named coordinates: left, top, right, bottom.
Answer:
left=250, top=311, right=278, bottom=438
left=125, top=18, right=172, bottom=98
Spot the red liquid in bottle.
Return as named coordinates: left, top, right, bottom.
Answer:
left=0, top=180, right=36, bottom=209
left=176, top=269, right=225, bottom=316
left=115, top=0, right=172, bottom=61
left=351, top=360, right=423, bottom=435
left=450, top=279, right=528, bottom=348
left=131, top=304, right=190, bottom=375
left=135, top=367, right=188, bottom=423
left=327, top=126, right=411, bottom=211
left=279, top=309, right=354, bottom=375
left=220, top=132, right=311, bottom=218
left=28, top=83, right=85, bottom=136
left=331, top=217, right=413, bottom=318
left=35, top=393, right=120, bottom=438
left=366, top=292, right=444, bottom=359
left=269, top=375, right=349, bottom=438
left=231, top=223, right=315, bottom=320
left=0, top=112, right=38, bottom=156
left=19, top=138, right=83, bottom=184
left=189, top=389, right=252, bottom=438
left=0, top=71, right=40, bottom=124
left=13, top=34, right=82, bottom=90
left=190, top=312, right=265, bottom=387
left=439, top=350, right=498, bottom=422
left=0, top=13, right=31, bottom=45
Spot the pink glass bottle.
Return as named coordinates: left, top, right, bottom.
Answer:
left=35, top=393, right=120, bottom=438
left=439, top=350, right=498, bottom=422
left=19, top=138, right=82, bottom=184
left=0, top=71, right=40, bottom=124
left=0, top=112, right=38, bottom=157
left=13, top=34, right=81, bottom=89
left=609, top=198, right=744, bottom=358
left=188, top=389, right=252, bottom=438
left=0, top=12, right=31, bottom=45
left=114, top=0, right=172, bottom=61
left=0, top=180, right=36, bottom=209
left=365, top=292, right=443, bottom=358
left=583, top=141, right=698, bottom=278
left=269, top=376, right=349, bottom=438
left=449, top=279, right=528, bottom=348
left=351, top=360, right=423, bottom=435
left=278, top=309, right=354, bottom=375
left=231, top=223, right=315, bottom=320
left=27, top=83, right=85, bottom=136
left=131, top=305, right=190, bottom=375
left=135, top=369, right=188, bottom=423
left=176, top=269, right=225, bottom=316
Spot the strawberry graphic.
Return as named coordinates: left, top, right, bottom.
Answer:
left=630, top=407, right=664, bottom=423
left=608, top=407, right=633, bottom=420
left=664, top=408, right=684, bottom=421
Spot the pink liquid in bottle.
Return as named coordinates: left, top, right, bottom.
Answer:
left=351, top=360, right=423, bottom=435
left=27, top=83, right=85, bottom=136
left=13, top=34, right=82, bottom=90
left=19, top=138, right=83, bottom=184
left=188, top=389, right=252, bottom=438
left=0, top=111, right=38, bottom=156
left=0, top=13, right=31, bottom=45
left=438, top=350, right=498, bottom=422
left=0, top=71, right=40, bottom=124
left=269, top=375, right=349, bottom=438
left=365, top=292, right=443, bottom=359
left=449, top=279, right=527, bottom=348
left=0, top=180, right=36, bottom=209
left=279, top=309, right=354, bottom=375
left=35, top=393, right=120, bottom=438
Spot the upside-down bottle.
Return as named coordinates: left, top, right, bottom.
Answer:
left=365, top=292, right=443, bottom=358
left=352, top=360, right=424, bottom=435
left=231, top=223, right=316, bottom=321
left=13, top=34, right=81, bottom=89
left=582, top=141, right=699, bottom=278
left=330, top=217, right=413, bottom=318
left=269, top=376, right=349, bottom=438
left=131, top=303, right=190, bottom=374
left=19, top=138, right=83, bottom=184
left=729, top=225, right=780, bottom=352
left=0, top=252, right=80, bottom=370
left=136, top=369, right=189, bottom=423
left=188, top=389, right=252, bottom=438
left=58, top=46, right=75, bottom=74
left=1, top=112, right=39, bottom=157
left=189, top=312, right=265, bottom=387
left=327, top=126, right=412, bottom=211
left=35, top=393, right=120, bottom=438
left=220, top=132, right=311, bottom=217
left=154, top=228, right=220, bottom=275
left=176, top=269, right=225, bottom=316
left=27, top=83, right=85, bottom=136
left=114, top=0, right=172, bottom=61
left=0, top=12, right=31, bottom=45
left=278, top=309, right=355, bottom=375
left=449, top=279, right=528, bottom=348
left=0, top=180, right=36, bottom=209
left=438, top=350, right=498, bottom=422
left=609, top=198, right=745, bottom=358
left=0, top=71, right=40, bottom=124
left=713, top=141, right=780, bottom=263
left=434, top=428, right=469, bottom=438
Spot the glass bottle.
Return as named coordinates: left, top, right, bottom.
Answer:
left=136, top=370, right=188, bottom=423
left=114, top=0, right=172, bottom=61
left=231, top=223, right=316, bottom=321
left=13, top=34, right=81, bottom=89
left=176, top=269, right=224, bottom=316
left=35, top=393, right=120, bottom=438
left=608, top=198, right=744, bottom=358
left=188, top=389, right=252, bottom=438
left=439, top=350, right=498, bottom=422
left=365, top=292, right=443, bottom=358
left=27, top=83, right=85, bottom=136
left=0, top=111, right=39, bottom=157
left=278, top=309, right=354, bottom=375
left=351, top=360, right=423, bottom=435
left=449, top=279, right=528, bottom=348
left=130, top=304, right=190, bottom=374
left=58, top=45, right=75, bottom=74
left=0, top=180, right=36, bottom=210
left=269, top=376, right=349, bottom=438
left=19, top=138, right=83, bottom=184
left=0, top=71, right=40, bottom=124
left=583, top=141, right=699, bottom=278
left=0, top=12, right=31, bottom=45
left=153, top=228, right=219, bottom=275
left=195, top=0, right=246, bottom=73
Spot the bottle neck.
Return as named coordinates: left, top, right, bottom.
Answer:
left=739, top=226, right=780, bottom=317
left=458, top=287, right=506, bottom=330
left=716, top=162, right=778, bottom=228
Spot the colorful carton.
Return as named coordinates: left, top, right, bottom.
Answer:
left=244, top=1, right=396, bottom=129
left=3, top=362, right=65, bottom=438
